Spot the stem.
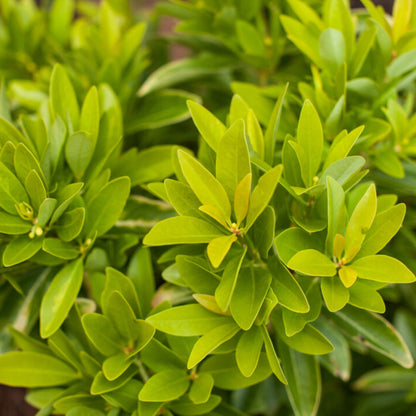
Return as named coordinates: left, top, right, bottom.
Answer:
left=135, top=358, right=149, bottom=382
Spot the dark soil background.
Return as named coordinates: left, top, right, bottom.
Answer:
left=0, top=0, right=395, bottom=414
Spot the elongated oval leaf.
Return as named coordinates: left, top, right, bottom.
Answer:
left=187, top=101, right=227, bottom=151
left=245, top=164, right=283, bottom=230
left=207, top=234, right=236, bottom=268
left=356, top=203, right=406, bottom=258
left=287, top=249, right=337, bottom=277
left=236, top=326, right=264, bottom=377
left=146, top=304, right=232, bottom=336
left=139, top=370, right=189, bottom=402
left=144, top=216, right=225, bottom=246
left=278, top=339, right=321, bottom=416
left=0, top=352, right=79, bottom=387
left=351, top=255, right=415, bottom=283
left=0, top=161, right=29, bottom=214
left=269, top=257, right=310, bottom=313
left=3, top=235, right=43, bottom=267
left=216, top=120, right=250, bottom=202
left=178, top=150, right=231, bottom=220
left=83, top=177, right=130, bottom=237
left=187, top=322, right=240, bottom=369
left=230, top=266, right=272, bottom=330
left=331, top=305, right=414, bottom=368
left=40, top=259, right=84, bottom=338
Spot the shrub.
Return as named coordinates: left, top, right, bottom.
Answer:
left=0, top=1, right=415, bottom=415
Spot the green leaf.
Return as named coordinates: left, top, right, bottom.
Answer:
left=147, top=304, right=232, bottom=336
left=297, top=100, right=323, bottom=186
left=144, top=216, right=225, bottom=246
left=387, top=49, right=416, bottom=79
left=80, top=86, right=99, bottom=145
left=269, top=257, right=310, bottom=313
left=0, top=117, right=28, bottom=147
left=247, top=110, right=264, bottom=159
left=326, top=176, right=347, bottom=255
left=48, top=330, right=83, bottom=372
left=65, top=132, right=95, bottom=179
left=50, top=64, right=79, bottom=128
left=139, top=370, right=189, bottom=402
left=236, top=20, right=267, bottom=57
left=25, top=170, right=46, bottom=212
left=42, top=238, right=79, bottom=260
left=314, top=316, right=351, bottom=381
left=280, top=16, right=322, bottom=67
left=113, top=146, right=176, bottom=186
left=351, top=22, right=377, bottom=77
left=165, top=179, right=202, bottom=218
left=187, top=323, right=239, bottom=370
left=0, top=161, right=29, bottom=214
left=83, top=176, right=130, bottom=237
left=216, top=120, right=251, bottom=202
left=321, top=276, right=350, bottom=312
left=0, top=211, right=31, bottom=234
left=250, top=205, right=275, bottom=258
left=14, top=143, right=46, bottom=188
left=178, top=150, right=231, bottom=220
left=264, top=84, right=288, bottom=165
left=357, top=203, right=406, bottom=258
left=139, top=55, right=233, bottom=96
left=82, top=313, right=123, bottom=356
left=40, top=259, right=83, bottom=338
left=275, top=227, right=322, bottom=265
left=176, top=255, right=219, bottom=295
left=207, top=235, right=237, bottom=268
left=187, top=101, right=227, bottom=151
left=102, top=268, right=142, bottom=318
left=102, top=379, right=143, bottom=412
left=287, top=249, right=336, bottom=277
left=261, top=326, right=287, bottom=384
left=351, top=255, right=415, bottom=283
left=235, top=326, right=263, bottom=377
left=199, top=205, right=228, bottom=228
left=3, top=235, right=43, bottom=267
left=331, top=305, right=414, bottom=368
left=199, top=352, right=272, bottom=390
left=51, top=182, right=84, bottom=224
left=102, top=354, right=134, bottom=381
left=273, top=309, right=334, bottom=355
left=319, top=28, right=345, bottom=74
left=170, top=395, right=221, bottom=415
left=37, top=198, right=57, bottom=228
left=91, top=366, right=137, bottom=395
left=215, top=247, right=247, bottom=311
left=56, top=207, right=85, bottom=242
left=282, top=280, right=321, bottom=337
left=141, top=339, right=185, bottom=372
left=230, top=266, right=272, bottom=330
left=344, top=183, right=377, bottom=256
left=234, top=173, right=251, bottom=226
left=278, top=339, right=321, bottom=416
left=348, top=280, right=385, bottom=313
left=323, top=126, right=364, bottom=170
left=245, top=164, right=283, bottom=231
left=0, top=352, right=78, bottom=387
left=138, top=401, right=164, bottom=416
left=127, top=247, right=156, bottom=317
left=48, top=0, right=74, bottom=45
left=106, top=293, right=154, bottom=355
left=189, top=373, right=214, bottom=404
left=319, top=156, right=365, bottom=188
left=126, top=90, right=199, bottom=133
